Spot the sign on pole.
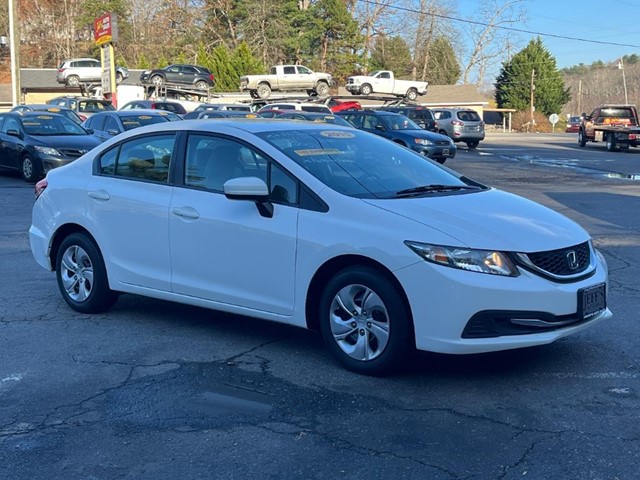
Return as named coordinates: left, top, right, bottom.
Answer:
left=549, top=113, right=559, bottom=133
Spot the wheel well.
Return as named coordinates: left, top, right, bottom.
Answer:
left=305, top=255, right=414, bottom=337
left=49, top=223, right=97, bottom=272
left=393, top=139, right=406, bottom=147
left=258, top=81, right=271, bottom=89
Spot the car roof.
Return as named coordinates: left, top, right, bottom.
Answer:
left=14, top=104, right=73, bottom=110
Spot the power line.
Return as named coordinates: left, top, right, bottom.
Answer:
left=357, top=0, right=640, bottom=49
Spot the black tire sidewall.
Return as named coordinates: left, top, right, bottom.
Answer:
left=55, top=233, right=116, bottom=314
left=318, top=266, right=411, bottom=375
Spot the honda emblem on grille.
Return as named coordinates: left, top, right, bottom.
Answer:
left=566, top=251, right=579, bottom=270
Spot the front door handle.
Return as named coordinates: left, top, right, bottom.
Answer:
left=171, top=207, right=199, bottom=220
left=88, top=190, right=110, bottom=201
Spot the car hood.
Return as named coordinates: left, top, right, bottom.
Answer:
left=396, top=129, right=451, bottom=141
left=31, top=134, right=103, bottom=151
left=363, top=188, right=590, bottom=252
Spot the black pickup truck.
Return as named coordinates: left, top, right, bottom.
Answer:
left=578, top=105, right=640, bottom=151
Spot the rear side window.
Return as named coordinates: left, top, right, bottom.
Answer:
left=99, top=134, right=175, bottom=183
left=301, top=106, right=330, bottom=113
left=457, top=111, right=480, bottom=121
left=283, top=66, right=296, bottom=74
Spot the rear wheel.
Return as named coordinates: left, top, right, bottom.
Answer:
left=406, top=88, right=418, bottom=101
left=195, top=80, right=209, bottom=90
left=115, top=71, right=124, bottom=84
left=56, top=233, right=118, bottom=314
left=257, top=83, right=271, bottom=99
left=606, top=132, right=618, bottom=152
left=466, top=140, right=479, bottom=149
left=66, top=75, right=80, bottom=87
left=319, top=266, right=411, bottom=375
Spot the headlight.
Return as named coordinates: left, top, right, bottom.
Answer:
left=414, top=138, right=434, bottom=146
left=405, top=241, right=519, bottom=276
left=34, top=146, right=62, bottom=157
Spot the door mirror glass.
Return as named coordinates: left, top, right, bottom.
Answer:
left=6, top=128, right=21, bottom=138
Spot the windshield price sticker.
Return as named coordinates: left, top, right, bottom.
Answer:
left=319, top=131, right=355, bottom=139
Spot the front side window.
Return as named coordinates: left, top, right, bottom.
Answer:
left=184, top=135, right=267, bottom=192
left=103, top=115, right=120, bottom=132
left=99, top=134, right=175, bottom=183
left=297, top=66, right=312, bottom=75
left=257, top=128, right=478, bottom=199
left=1, top=116, right=19, bottom=134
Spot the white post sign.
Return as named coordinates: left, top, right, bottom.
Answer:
left=549, top=113, right=559, bottom=133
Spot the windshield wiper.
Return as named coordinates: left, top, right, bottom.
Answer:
left=395, top=184, right=480, bottom=197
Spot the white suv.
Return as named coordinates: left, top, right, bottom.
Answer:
left=257, top=102, right=332, bottom=114
left=56, top=58, right=129, bottom=87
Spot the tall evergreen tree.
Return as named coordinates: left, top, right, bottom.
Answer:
left=370, top=35, right=413, bottom=78
left=495, top=37, right=570, bottom=115
left=427, top=37, right=460, bottom=85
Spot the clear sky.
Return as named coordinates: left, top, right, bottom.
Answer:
left=458, top=0, right=640, bottom=69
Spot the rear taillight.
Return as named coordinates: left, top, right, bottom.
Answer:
left=452, top=120, right=464, bottom=126
left=57, top=68, right=65, bottom=73
left=209, top=74, right=215, bottom=81
left=35, top=178, right=48, bottom=199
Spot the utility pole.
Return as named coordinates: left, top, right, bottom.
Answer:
left=530, top=69, right=535, bottom=130
left=8, top=0, right=21, bottom=106
left=578, top=79, right=582, bottom=114
left=618, top=58, right=628, bottom=105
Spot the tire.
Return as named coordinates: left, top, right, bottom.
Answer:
left=249, top=90, right=259, bottom=99
left=318, top=266, right=411, bottom=375
left=306, top=89, right=315, bottom=97
left=315, top=81, right=329, bottom=97
left=55, top=233, right=118, bottom=314
left=256, top=83, right=271, bottom=99
left=195, top=80, right=209, bottom=90
left=406, top=88, right=418, bottom=101
left=150, top=75, right=165, bottom=87
left=20, top=155, right=40, bottom=183
left=606, top=132, right=618, bottom=152
left=66, top=75, right=80, bottom=87
left=115, top=72, right=124, bottom=84
left=466, top=140, right=479, bottom=149
left=578, top=129, right=586, bottom=147
left=435, top=158, right=446, bottom=164
left=360, top=84, right=372, bottom=96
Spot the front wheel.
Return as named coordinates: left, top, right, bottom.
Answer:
left=195, top=80, right=209, bottom=90
left=21, top=155, right=40, bottom=183
left=315, top=82, right=329, bottom=96
left=56, top=233, right=118, bottom=314
left=319, top=266, right=411, bottom=375
left=360, top=84, right=372, bottom=96
left=150, top=75, right=165, bottom=86
left=115, top=72, right=124, bottom=84
left=578, top=129, right=586, bottom=147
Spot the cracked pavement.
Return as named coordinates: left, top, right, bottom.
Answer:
left=1, top=135, right=639, bottom=479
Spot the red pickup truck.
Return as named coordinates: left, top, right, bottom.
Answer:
left=578, top=105, right=640, bottom=151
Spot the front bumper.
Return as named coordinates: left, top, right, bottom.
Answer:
left=411, top=144, right=457, bottom=160
left=396, top=253, right=611, bottom=354
left=345, top=84, right=361, bottom=94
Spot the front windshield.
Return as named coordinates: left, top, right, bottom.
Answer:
left=257, top=128, right=477, bottom=199
left=21, top=114, right=88, bottom=136
left=121, top=114, right=170, bottom=131
left=380, top=115, right=421, bottom=131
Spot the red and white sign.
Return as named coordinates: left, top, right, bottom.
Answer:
left=94, top=13, right=118, bottom=46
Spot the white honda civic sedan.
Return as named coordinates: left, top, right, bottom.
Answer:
left=30, top=120, right=612, bottom=375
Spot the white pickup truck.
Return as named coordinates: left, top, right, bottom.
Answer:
left=239, top=65, right=333, bottom=99
left=345, top=71, right=428, bottom=101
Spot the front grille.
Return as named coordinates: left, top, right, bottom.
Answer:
left=525, top=242, right=590, bottom=276
left=59, top=148, right=88, bottom=159
left=435, top=141, right=450, bottom=146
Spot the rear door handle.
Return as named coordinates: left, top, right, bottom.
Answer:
left=171, top=207, right=199, bottom=220
left=88, top=190, right=110, bottom=201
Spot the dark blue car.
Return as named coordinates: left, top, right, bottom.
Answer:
left=0, top=111, right=102, bottom=182
left=336, top=110, right=456, bottom=164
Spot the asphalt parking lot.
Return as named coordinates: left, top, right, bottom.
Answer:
left=1, top=131, right=638, bottom=479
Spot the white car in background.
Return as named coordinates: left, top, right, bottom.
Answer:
left=29, top=120, right=611, bottom=375
left=56, top=58, right=129, bottom=87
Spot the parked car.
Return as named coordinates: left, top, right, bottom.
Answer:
left=240, top=64, right=332, bottom=99
left=139, top=64, right=215, bottom=90
left=337, top=110, right=456, bottom=163
left=276, top=111, right=354, bottom=127
left=324, top=98, right=362, bottom=113
left=29, top=120, right=611, bottom=375
left=196, top=111, right=258, bottom=119
left=46, top=96, right=115, bottom=121
left=11, top=104, right=84, bottom=124
left=380, top=106, right=437, bottom=132
left=255, top=109, right=284, bottom=119
left=183, top=103, right=252, bottom=119
left=566, top=116, right=581, bottom=133
left=56, top=58, right=129, bottom=87
left=82, top=110, right=173, bottom=141
left=119, top=100, right=187, bottom=116
left=0, top=111, right=102, bottom=182
left=431, top=108, right=485, bottom=149
left=257, top=103, right=332, bottom=114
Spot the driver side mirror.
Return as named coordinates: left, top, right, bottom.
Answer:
left=224, top=177, right=273, bottom=218
left=375, top=124, right=385, bottom=131
left=6, top=128, right=22, bottom=139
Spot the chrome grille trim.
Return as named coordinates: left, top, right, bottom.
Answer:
left=515, top=241, right=596, bottom=281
